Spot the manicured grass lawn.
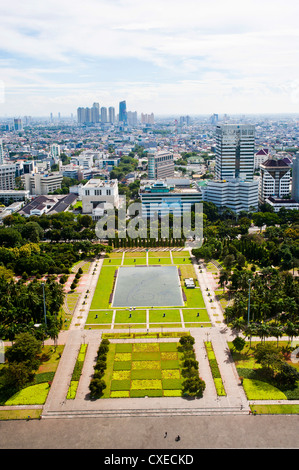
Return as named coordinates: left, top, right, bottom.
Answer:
left=149, top=309, right=181, bottom=323
left=5, top=383, right=50, bottom=405
left=101, top=341, right=184, bottom=398
left=103, top=258, right=123, bottom=266
left=148, top=258, right=173, bottom=265
left=148, top=251, right=171, bottom=258
left=125, top=252, right=147, bottom=258
left=229, top=341, right=299, bottom=400
left=250, top=404, right=299, bottom=414
left=106, top=252, right=123, bottom=259
left=0, top=409, right=42, bottom=420
left=114, top=310, right=146, bottom=324
left=123, top=258, right=147, bottom=265
left=174, top=258, right=192, bottom=265
left=243, top=379, right=287, bottom=400
left=182, top=308, right=210, bottom=323
left=86, top=310, right=114, bottom=324
left=172, top=251, right=190, bottom=258
left=90, top=266, right=116, bottom=309
left=183, top=287, right=206, bottom=308
left=65, top=293, right=80, bottom=314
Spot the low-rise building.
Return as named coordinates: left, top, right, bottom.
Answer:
left=81, top=179, right=119, bottom=219
left=22, top=172, right=63, bottom=195
left=202, top=179, right=259, bottom=213
left=140, top=180, right=202, bottom=217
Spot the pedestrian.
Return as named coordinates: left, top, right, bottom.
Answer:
left=164, top=432, right=167, bottom=438
left=175, top=435, right=180, bottom=441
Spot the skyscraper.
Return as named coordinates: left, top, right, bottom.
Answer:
left=91, top=103, right=100, bottom=123
left=109, top=107, right=115, bottom=124
left=101, top=107, right=108, bottom=123
left=215, top=124, right=255, bottom=181
left=77, top=107, right=85, bottom=124
left=14, top=118, right=23, bottom=131
left=0, top=139, right=4, bottom=165
left=291, top=155, right=299, bottom=202
left=259, top=159, right=291, bottom=204
left=119, top=100, right=127, bottom=124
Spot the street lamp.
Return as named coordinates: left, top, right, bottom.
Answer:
left=41, top=282, right=47, bottom=328
left=247, top=279, right=252, bottom=326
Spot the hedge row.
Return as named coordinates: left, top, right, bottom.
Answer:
left=205, top=341, right=226, bottom=396
left=89, top=338, right=110, bottom=398
left=66, top=343, right=88, bottom=399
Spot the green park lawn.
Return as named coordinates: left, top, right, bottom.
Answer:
left=86, top=251, right=209, bottom=328
left=148, top=257, right=173, bottom=265
left=101, top=342, right=184, bottom=398
left=86, top=310, right=114, bottom=324
left=148, top=251, right=171, bottom=258
left=182, top=308, right=210, bottom=323
left=0, top=345, right=64, bottom=406
left=148, top=309, right=181, bottom=324
left=229, top=342, right=299, bottom=401
left=114, top=310, right=147, bottom=324
left=90, top=266, right=116, bottom=309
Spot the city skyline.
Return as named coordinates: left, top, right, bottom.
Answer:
left=0, top=0, right=299, bottom=116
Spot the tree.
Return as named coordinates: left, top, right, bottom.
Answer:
left=89, top=378, right=106, bottom=398
left=5, top=332, right=42, bottom=371
left=0, top=362, right=35, bottom=393
left=232, top=336, right=246, bottom=353
left=182, top=376, right=206, bottom=397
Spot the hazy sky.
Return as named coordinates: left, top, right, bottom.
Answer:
left=0, top=0, right=299, bottom=117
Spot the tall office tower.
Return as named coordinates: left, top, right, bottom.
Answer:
left=210, top=114, right=218, bottom=125
left=147, top=150, right=174, bottom=179
left=215, top=124, right=255, bottom=181
left=0, top=139, right=4, bottom=164
left=127, top=111, right=137, bottom=126
left=84, top=107, right=91, bottom=123
left=109, top=107, right=115, bottom=124
left=91, top=103, right=100, bottom=123
left=51, top=143, right=61, bottom=158
left=77, top=107, right=86, bottom=124
left=101, top=107, right=108, bottom=123
left=259, top=159, right=291, bottom=205
left=0, top=164, right=16, bottom=190
left=14, top=118, right=23, bottom=131
left=119, top=100, right=127, bottom=124
left=141, top=113, right=154, bottom=125
left=291, top=155, right=299, bottom=202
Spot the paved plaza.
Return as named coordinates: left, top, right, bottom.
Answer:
left=1, top=249, right=299, bottom=449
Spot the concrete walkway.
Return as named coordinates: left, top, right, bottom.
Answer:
left=4, top=251, right=299, bottom=419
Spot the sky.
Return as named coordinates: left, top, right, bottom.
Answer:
left=0, top=0, right=299, bottom=117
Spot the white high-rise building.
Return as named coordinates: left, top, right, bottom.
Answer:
left=101, top=107, right=108, bottom=123
left=0, top=139, right=4, bottom=164
left=291, top=155, right=299, bottom=203
left=215, top=124, right=255, bottom=181
left=259, top=159, right=291, bottom=205
left=51, top=143, right=60, bottom=158
left=202, top=179, right=259, bottom=213
left=0, top=164, right=16, bottom=190
left=109, top=107, right=115, bottom=124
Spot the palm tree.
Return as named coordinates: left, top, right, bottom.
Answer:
left=284, top=321, right=299, bottom=344
left=256, top=322, right=270, bottom=343
left=243, top=323, right=258, bottom=348
left=219, top=269, right=229, bottom=292
left=231, top=317, right=246, bottom=337
left=269, top=324, right=284, bottom=348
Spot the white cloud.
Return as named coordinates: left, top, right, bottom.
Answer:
left=0, top=0, right=298, bottom=114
